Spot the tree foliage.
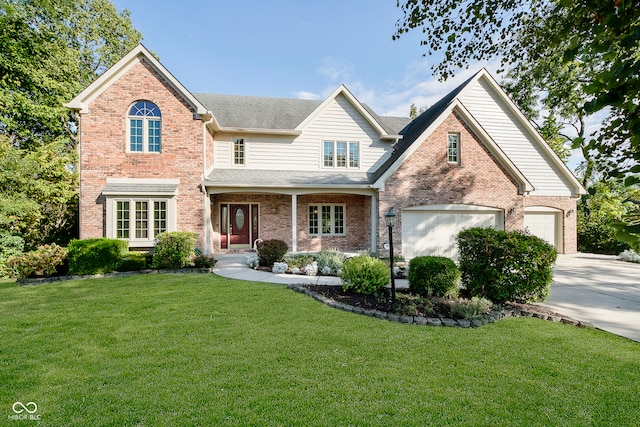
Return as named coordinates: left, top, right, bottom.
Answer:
left=394, top=0, right=639, bottom=185
left=0, top=0, right=141, bottom=247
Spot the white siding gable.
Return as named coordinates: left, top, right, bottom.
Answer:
left=459, top=77, right=576, bottom=197
left=213, top=93, right=392, bottom=172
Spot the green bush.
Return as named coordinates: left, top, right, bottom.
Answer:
left=0, top=231, right=24, bottom=278
left=408, top=256, right=460, bottom=298
left=6, top=244, right=67, bottom=279
left=256, top=239, right=288, bottom=267
left=340, top=254, right=390, bottom=295
left=457, top=227, right=557, bottom=303
left=116, top=251, right=152, bottom=272
left=152, top=232, right=198, bottom=269
left=578, top=215, right=629, bottom=254
left=283, top=254, right=315, bottom=269
left=194, top=254, right=217, bottom=268
left=67, top=238, right=129, bottom=276
left=448, top=297, right=494, bottom=320
left=316, top=248, right=346, bottom=275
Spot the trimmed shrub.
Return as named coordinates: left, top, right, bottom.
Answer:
left=256, top=239, right=288, bottom=267
left=340, top=254, right=390, bottom=295
left=67, top=238, right=128, bottom=276
left=152, top=232, right=198, bottom=269
left=6, top=244, right=67, bottom=279
left=246, top=254, right=259, bottom=269
left=0, top=231, right=24, bottom=278
left=408, top=256, right=460, bottom=298
left=457, top=227, right=557, bottom=303
left=116, top=251, right=152, bottom=272
left=194, top=254, right=217, bottom=268
left=316, top=248, right=346, bottom=275
left=304, top=261, right=318, bottom=276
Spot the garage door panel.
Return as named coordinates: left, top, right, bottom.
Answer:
left=524, top=212, right=559, bottom=249
left=403, top=209, right=502, bottom=259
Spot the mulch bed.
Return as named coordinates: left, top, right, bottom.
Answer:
left=304, top=284, right=568, bottom=320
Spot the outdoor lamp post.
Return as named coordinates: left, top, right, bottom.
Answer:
left=384, top=207, right=396, bottom=310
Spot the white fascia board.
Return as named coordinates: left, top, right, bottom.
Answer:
left=65, top=44, right=212, bottom=120
left=465, top=70, right=586, bottom=196
left=214, top=127, right=302, bottom=136
left=295, top=84, right=392, bottom=139
left=203, top=183, right=375, bottom=197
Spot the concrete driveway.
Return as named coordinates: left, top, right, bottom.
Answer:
left=541, top=253, right=640, bottom=342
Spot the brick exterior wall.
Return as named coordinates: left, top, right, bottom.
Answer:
left=78, top=59, right=206, bottom=247
left=210, top=193, right=371, bottom=252
left=525, top=196, right=578, bottom=253
left=378, top=112, right=525, bottom=257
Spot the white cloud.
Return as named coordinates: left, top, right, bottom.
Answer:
left=294, top=90, right=322, bottom=100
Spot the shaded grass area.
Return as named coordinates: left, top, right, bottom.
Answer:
left=1, top=274, right=639, bottom=426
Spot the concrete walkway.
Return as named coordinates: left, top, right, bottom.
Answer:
left=212, top=253, right=409, bottom=287
left=213, top=252, right=640, bottom=342
left=539, top=253, right=640, bottom=342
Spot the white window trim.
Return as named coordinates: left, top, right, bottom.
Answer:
left=321, top=140, right=360, bottom=169
left=308, top=203, right=346, bottom=236
left=126, top=103, right=162, bottom=154
left=233, top=137, right=245, bottom=166
left=106, top=196, right=177, bottom=246
left=447, top=132, right=460, bottom=164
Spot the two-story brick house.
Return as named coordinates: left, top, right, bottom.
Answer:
left=66, top=44, right=585, bottom=259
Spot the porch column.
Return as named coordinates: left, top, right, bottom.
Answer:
left=370, top=192, right=378, bottom=252
left=203, top=191, right=212, bottom=254
left=291, top=193, right=298, bottom=253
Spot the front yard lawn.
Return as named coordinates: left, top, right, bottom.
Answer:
left=1, top=274, right=638, bottom=426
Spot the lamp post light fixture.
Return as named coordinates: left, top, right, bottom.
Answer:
left=384, top=207, right=397, bottom=310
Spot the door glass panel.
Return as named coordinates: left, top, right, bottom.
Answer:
left=235, top=208, right=245, bottom=230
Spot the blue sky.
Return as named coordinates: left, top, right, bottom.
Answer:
left=111, top=0, right=496, bottom=118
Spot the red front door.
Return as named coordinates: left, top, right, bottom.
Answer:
left=229, top=204, right=250, bottom=245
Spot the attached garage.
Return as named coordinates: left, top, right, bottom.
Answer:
left=402, top=204, right=504, bottom=259
left=524, top=206, right=563, bottom=252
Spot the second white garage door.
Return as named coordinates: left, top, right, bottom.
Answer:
left=524, top=207, right=562, bottom=251
left=402, top=205, right=503, bottom=259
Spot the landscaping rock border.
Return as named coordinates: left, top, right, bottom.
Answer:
left=288, top=283, right=593, bottom=329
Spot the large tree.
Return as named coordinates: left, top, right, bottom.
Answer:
left=0, top=0, right=141, bottom=248
left=394, top=0, right=639, bottom=186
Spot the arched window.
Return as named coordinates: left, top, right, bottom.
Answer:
left=128, top=101, right=161, bottom=152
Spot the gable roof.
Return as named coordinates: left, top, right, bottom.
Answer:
left=66, top=44, right=210, bottom=119
left=372, top=69, right=586, bottom=196
left=195, top=87, right=410, bottom=137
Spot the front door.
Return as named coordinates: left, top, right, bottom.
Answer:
left=229, top=204, right=250, bottom=246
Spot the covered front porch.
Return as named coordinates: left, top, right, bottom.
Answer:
left=205, top=190, right=378, bottom=254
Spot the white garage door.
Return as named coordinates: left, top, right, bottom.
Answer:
left=524, top=207, right=561, bottom=251
left=402, top=205, right=503, bottom=259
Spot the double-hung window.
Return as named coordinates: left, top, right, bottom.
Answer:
left=128, top=101, right=161, bottom=153
left=447, top=133, right=460, bottom=164
left=308, top=204, right=345, bottom=236
left=322, top=140, right=359, bottom=168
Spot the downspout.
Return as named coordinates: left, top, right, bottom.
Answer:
left=202, top=113, right=214, bottom=254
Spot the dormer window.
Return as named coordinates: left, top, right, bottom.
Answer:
left=128, top=101, right=161, bottom=153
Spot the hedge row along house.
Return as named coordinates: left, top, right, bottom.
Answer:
left=66, top=44, right=585, bottom=259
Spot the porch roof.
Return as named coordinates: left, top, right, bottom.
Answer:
left=204, top=169, right=373, bottom=188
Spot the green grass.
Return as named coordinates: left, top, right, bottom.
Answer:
left=1, top=274, right=639, bottom=426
